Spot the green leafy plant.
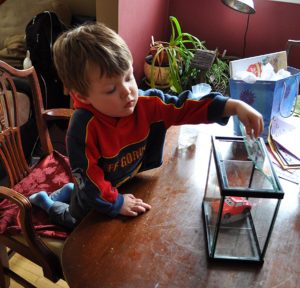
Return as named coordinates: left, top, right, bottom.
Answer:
left=205, top=58, right=229, bottom=95
left=148, top=16, right=229, bottom=94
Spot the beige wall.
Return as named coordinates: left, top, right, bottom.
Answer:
left=96, top=0, right=118, bottom=32
left=65, top=0, right=118, bottom=30
left=65, top=0, right=96, bottom=16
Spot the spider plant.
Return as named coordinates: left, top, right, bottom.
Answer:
left=149, top=16, right=206, bottom=93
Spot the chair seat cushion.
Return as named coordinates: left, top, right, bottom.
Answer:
left=0, top=151, right=73, bottom=239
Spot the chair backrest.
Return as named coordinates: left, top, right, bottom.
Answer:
left=0, top=67, right=30, bottom=187
left=0, top=61, right=53, bottom=187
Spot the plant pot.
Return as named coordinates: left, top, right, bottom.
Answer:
left=149, top=41, right=169, bottom=66
left=144, top=60, right=170, bottom=88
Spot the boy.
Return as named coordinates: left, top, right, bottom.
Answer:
left=29, top=22, right=263, bottom=229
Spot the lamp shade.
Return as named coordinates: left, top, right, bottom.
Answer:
left=222, top=0, right=255, bottom=14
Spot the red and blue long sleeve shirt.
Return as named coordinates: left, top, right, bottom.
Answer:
left=67, top=89, right=229, bottom=217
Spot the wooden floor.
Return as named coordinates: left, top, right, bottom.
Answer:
left=9, top=253, right=69, bottom=288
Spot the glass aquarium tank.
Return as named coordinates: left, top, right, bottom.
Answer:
left=202, top=134, right=284, bottom=263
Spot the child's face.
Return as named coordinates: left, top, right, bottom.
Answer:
left=81, top=64, right=138, bottom=117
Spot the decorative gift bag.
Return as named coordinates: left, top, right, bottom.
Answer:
left=229, top=52, right=300, bottom=141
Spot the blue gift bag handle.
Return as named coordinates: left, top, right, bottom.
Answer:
left=279, top=78, right=299, bottom=118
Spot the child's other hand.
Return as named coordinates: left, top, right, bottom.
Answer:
left=120, top=194, right=151, bottom=217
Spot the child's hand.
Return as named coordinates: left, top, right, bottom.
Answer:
left=120, top=194, right=151, bottom=217
left=223, top=99, right=264, bottom=138
left=235, top=101, right=264, bottom=138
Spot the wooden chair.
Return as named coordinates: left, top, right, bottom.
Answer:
left=0, top=60, right=73, bottom=288
left=286, top=39, right=300, bottom=58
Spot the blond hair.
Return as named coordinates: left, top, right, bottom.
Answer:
left=53, top=22, right=133, bottom=96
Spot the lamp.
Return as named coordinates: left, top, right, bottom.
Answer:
left=222, top=0, right=255, bottom=14
left=222, top=0, right=256, bottom=57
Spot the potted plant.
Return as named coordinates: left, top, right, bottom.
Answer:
left=144, top=16, right=229, bottom=94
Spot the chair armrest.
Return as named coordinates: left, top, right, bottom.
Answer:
left=0, top=186, right=31, bottom=211
left=0, top=186, right=55, bottom=257
left=42, top=108, right=73, bottom=121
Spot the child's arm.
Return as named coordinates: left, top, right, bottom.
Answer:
left=222, top=98, right=264, bottom=138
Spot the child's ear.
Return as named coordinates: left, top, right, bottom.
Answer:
left=69, top=90, right=90, bottom=104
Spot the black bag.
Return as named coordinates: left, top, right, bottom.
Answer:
left=25, top=11, right=69, bottom=109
